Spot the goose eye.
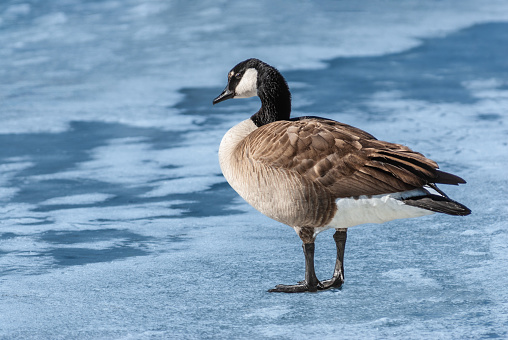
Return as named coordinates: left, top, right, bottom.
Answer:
left=235, top=73, right=242, bottom=79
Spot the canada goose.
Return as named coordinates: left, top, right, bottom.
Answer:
left=213, top=58, right=471, bottom=293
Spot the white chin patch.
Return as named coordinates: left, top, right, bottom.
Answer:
left=234, top=68, right=258, bottom=98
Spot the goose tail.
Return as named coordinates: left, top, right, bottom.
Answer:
left=402, top=194, right=471, bottom=216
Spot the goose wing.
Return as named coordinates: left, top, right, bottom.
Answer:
left=242, top=118, right=464, bottom=198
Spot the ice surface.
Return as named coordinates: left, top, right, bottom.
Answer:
left=40, top=193, right=115, bottom=205
left=1, top=0, right=508, bottom=339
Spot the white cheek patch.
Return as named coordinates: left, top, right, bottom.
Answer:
left=234, top=68, right=258, bottom=98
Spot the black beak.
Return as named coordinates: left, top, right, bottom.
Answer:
left=213, top=86, right=234, bottom=105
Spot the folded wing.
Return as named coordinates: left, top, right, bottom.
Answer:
left=242, top=118, right=465, bottom=199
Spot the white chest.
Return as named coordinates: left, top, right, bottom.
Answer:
left=219, top=119, right=257, bottom=189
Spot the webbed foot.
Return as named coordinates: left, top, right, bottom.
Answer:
left=319, top=276, right=344, bottom=290
left=268, top=281, right=322, bottom=293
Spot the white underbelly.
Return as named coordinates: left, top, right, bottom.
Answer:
left=328, top=189, right=434, bottom=229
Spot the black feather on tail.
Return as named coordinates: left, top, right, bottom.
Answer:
left=434, top=170, right=467, bottom=185
left=402, top=194, right=471, bottom=216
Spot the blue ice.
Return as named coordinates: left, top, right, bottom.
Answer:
left=1, top=0, right=508, bottom=339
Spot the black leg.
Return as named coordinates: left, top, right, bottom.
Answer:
left=320, top=228, right=347, bottom=289
left=268, top=242, right=321, bottom=293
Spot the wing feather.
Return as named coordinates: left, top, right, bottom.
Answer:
left=241, top=118, right=464, bottom=198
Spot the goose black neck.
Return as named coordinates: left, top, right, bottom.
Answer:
left=250, top=67, right=291, bottom=127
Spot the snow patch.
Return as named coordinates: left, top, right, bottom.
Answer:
left=40, top=193, right=115, bottom=206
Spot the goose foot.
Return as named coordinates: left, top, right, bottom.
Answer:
left=268, top=242, right=323, bottom=293
left=268, top=281, right=322, bottom=293
left=317, top=229, right=347, bottom=290
left=319, top=276, right=344, bottom=290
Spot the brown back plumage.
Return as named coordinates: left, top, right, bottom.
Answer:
left=241, top=118, right=465, bottom=199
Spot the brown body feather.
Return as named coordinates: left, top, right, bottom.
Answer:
left=220, top=118, right=467, bottom=230
left=242, top=118, right=463, bottom=199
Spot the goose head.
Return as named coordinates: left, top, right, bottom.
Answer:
left=213, top=58, right=292, bottom=125
left=213, top=58, right=262, bottom=104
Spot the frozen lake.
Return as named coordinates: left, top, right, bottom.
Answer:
left=1, top=1, right=508, bottom=339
